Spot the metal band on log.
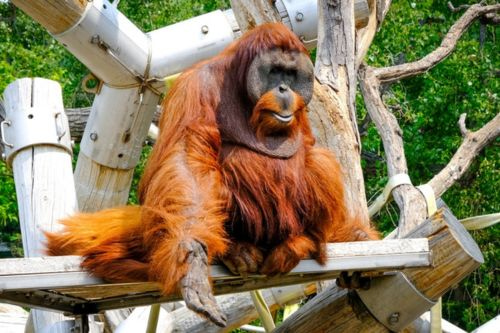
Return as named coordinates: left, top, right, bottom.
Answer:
left=2, top=78, right=80, bottom=333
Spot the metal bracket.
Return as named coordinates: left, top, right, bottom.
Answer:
left=72, top=315, right=90, bottom=333
left=357, top=272, right=436, bottom=332
left=1, top=107, right=72, bottom=167
left=275, top=0, right=318, bottom=49
left=147, top=10, right=236, bottom=79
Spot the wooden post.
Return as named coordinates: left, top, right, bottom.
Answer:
left=74, top=85, right=159, bottom=210
left=274, top=208, right=484, bottom=332
left=1, top=78, right=79, bottom=332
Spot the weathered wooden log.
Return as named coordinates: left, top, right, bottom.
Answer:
left=0, top=303, right=28, bottom=333
left=74, top=85, right=159, bottom=211
left=170, top=284, right=317, bottom=332
left=11, top=0, right=87, bottom=35
left=12, top=0, right=150, bottom=88
left=1, top=78, right=80, bottom=332
left=274, top=208, right=483, bottom=332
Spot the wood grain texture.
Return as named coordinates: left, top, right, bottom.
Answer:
left=308, top=82, right=370, bottom=221
left=275, top=287, right=387, bottom=333
left=73, top=85, right=159, bottom=212
left=170, top=284, right=316, bottom=333
left=11, top=0, right=87, bottom=34
left=310, top=0, right=369, bottom=221
left=74, top=152, right=135, bottom=212
left=4, top=78, right=80, bottom=332
left=0, top=239, right=431, bottom=320
left=0, top=239, right=430, bottom=277
left=403, top=209, right=483, bottom=300
left=275, top=207, right=483, bottom=332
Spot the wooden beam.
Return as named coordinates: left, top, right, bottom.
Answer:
left=274, top=207, right=483, bottom=332
left=73, top=85, right=159, bottom=211
left=0, top=239, right=430, bottom=315
left=0, top=239, right=430, bottom=286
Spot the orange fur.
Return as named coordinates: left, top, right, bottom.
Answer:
left=46, top=23, right=379, bottom=300
left=250, top=90, right=305, bottom=140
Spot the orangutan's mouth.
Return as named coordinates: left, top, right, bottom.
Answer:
left=272, top=112, right=293, bottom=123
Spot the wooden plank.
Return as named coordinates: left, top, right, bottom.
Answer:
left=0, top=239, right=429, bottom=277
left=0, top=239, right=430, bottom=315
left=0, top=303, right=29, bottom=333
left=0, top=312, right=28, bottom=333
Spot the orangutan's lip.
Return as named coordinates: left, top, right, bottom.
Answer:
left=272, top=112, right=293, bottom=123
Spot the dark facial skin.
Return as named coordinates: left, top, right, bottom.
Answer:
left=246, top=48, right=314, bottom=109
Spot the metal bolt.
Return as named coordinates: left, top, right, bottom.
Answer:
left=295, top=12, right=304, bottom=22
left=90, top=132, right=98, bottom=141
left=90, top=35, right=100, bottom=44
left=201, top=25, right=209, bottom=34
left=388, top=312, right=400, bottom=324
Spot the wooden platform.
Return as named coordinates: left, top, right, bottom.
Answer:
left=0, top=239, right=431, bottom=315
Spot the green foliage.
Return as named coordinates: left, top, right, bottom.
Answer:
left=128, top=145, right=152, bottom=205
left=0, top=162, right=17, bottom=229
left=119, top=0, right=230, bottom=31
left=0, top=0, right=497, bottom=329
left=362, top=0, right=499, bottom=329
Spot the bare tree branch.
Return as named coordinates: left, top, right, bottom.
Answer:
left=447, top=1, right=473, bottom=13
left=458, top=113, right=469, bottom=137
left=356, top=0, right=379, bottom=67
left=374, top=4, right=500, bottom=84
left=428, top=112, right=500, bottom=198
left=359, top=66, right=427, bottom=236
left=377, top=0, right=393, bottom=24
left=482, top=12, right=500, bottom=25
